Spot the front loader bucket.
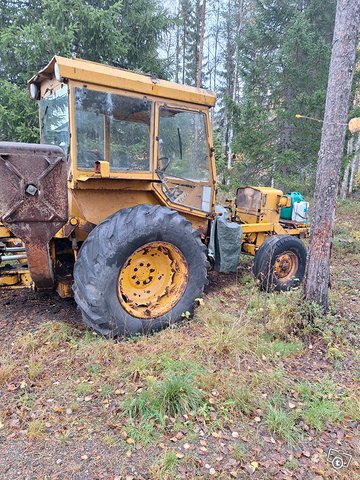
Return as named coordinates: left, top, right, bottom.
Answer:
left=0, top=142, right=68, bottom=290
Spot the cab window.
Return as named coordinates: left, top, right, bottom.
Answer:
left=75, top=88, right=152, bottom=172
left=157, top=106, right=212, bottom=212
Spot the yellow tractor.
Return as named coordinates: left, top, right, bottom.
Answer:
left=0, top=56, right=309, bottom=336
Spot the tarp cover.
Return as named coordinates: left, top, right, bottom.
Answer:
left=208, top=207, right=242, bottom=273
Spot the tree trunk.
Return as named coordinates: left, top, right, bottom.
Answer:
left=196, top=0, right=206, bottom=87
left=303, top=0, right=360, bottom=310
left=349, top=134, right=360, bottom=192
left=340, top=137, right=353, bottom=198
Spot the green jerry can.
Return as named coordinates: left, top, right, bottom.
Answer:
left=280, top=192, right=304, bottom=220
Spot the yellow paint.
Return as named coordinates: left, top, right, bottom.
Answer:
left=96, top=161, right=110, bottom=178
left=56, top=280, right=73, bottom=298
left=29, top=56, right=216, bottom=107
left=118, top=241, right=188, bottom=318
left=0, top=274, right=19, bottom=286
left=0, top=225, right=11, bottom=237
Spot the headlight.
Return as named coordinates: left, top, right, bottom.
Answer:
left=29, top=83, right=39, bottom=100
left=54, top=62, right=63, bottom=82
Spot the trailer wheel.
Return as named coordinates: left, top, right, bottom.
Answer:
left=254, top=235, right=307, bottom=292
left=73, top=205, right=208, bottom=337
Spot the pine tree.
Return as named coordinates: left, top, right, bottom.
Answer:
left=0, top=0, right=169, bottom=142
left=230, top=0, right=336, bottom=193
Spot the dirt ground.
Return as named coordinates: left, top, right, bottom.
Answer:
left=0, top=199, right=359, bottom=480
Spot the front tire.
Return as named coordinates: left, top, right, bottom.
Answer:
left=254, top=235, right=307, bottom=292
left=73, top=205, right=208, bottom=337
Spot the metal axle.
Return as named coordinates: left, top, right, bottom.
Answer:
left=0, top=247, right=26, bottom=252
left=0, top=254, right=27, bottom=262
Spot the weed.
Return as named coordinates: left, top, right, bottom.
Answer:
left=196, top=299, right=251, bottom=356
left=16, top=391, right=36, bottom=408
left=124, top=372, right=203, bottom=425
left=150, top=450, right=179, bottom=479
left=27, top=419, right=45, bottom=440
left=69, top=401, right=80, bottom=412
left=253, top=367, right=289, bottom=395
left=87, top=363, right=101, bottom=376
left=59, top=432, right=70, bottom=444
left=255, top=338, right=303, bottom=360
left=124, top=356, right=155, bottom=381
left=0, top=356, right=16, bottom=386
left=264, top=404, right=300, bottom=446
left=343, top=395, right=360, bottom=421
left=248, top=291, right=306, bottom=339
left=158, top=374, right=203, bottom=417
left=16, top=332, right=37, bottom=353
left=124, top=420, right=158, bottom=445
left=99, top=384, right=113, bottom=398
left=39, top=321, right=77, bottom=347
left=226, top=385, right=258, bottom=416
left=302, top=399, right=342, bottom=431
left=28, top=359, right=43, bottom=380
left=103, top=434, right=117, bottom=446
left=295, top=379, right=343, bottom=431
left=232, top=442, right=247, bottom=462
left=285, top=458, right=299, bottom=471
left=75, top=382, right=93, bottom=396
left=326, top=345, right=345, bottom=361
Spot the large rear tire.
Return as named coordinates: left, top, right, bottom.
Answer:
left=254, top=235, right=307, bottom=292
left=73, top=205, right=208, bottom=337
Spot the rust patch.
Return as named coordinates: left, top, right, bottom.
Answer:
left=0, top=142, right=68, bottom=290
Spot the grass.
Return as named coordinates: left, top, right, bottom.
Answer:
left=28, top=359, right=43, bottom=380
left=124, top=371, right=204, bottom=424
left=27, top=419, right=45, bottom=440
left=75, top=382, right=93, bottom=397
left=255, top=338, right=303, bottom=360
left=232, top=442, right=247, bottom=462
left=0, top=355, right=16, bottom=386
left=124, top=420, right=158, bottom=445
left=225, top=385, right=258, bottom=416
left=264, top=404, right=300, bottom=446
left=1, top=199, right=359, bottom=478
left=150, top=450, right=179, bottom=479
left=295, top=379, right=343, bottom=431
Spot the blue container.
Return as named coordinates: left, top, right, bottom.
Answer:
left=280, top=192, right=304, bottom=220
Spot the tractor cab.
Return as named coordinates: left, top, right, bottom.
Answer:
left=29, top=56, right=217, bottom=221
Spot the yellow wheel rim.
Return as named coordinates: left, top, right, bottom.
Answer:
left=118, top=241, right=188, bottom=319
left=274, top=251, right=298, bottom=283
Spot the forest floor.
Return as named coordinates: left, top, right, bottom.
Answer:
left=0, top=199, right=359, bottom=480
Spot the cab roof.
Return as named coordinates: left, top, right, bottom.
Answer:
left=28, top=56, right=216, bottom=108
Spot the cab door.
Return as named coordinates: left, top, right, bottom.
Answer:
left=154, top=102, right=215, bottom=215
